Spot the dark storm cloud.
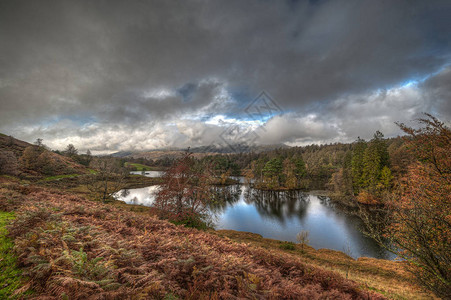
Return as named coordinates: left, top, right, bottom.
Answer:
left=419, top=66, right=451, bottom=117
left=0, top=0, right=450, bottom=151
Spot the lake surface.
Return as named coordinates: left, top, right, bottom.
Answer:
left=129, top=170, right=164, bottom=177
left=115, top=183, right=394, bottom=259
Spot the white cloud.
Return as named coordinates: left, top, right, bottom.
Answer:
left=3, top=76, right=447, bottom=153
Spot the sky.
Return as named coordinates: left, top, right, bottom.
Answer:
left=1, top=0, right=450, bottom=154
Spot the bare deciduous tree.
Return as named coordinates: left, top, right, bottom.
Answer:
left=86, top=157, right=126, bottom=202
left=154, top=152, right=215, bottom=228
left=296, top=230, right=309, bottom=253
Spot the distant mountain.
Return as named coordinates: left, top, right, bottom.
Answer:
left=189, top=143, right=290, bottom=153
left=110, top=151, right=134, bottom=158
left=111, top=143, right=290, bottom=160
left=112, top=150, right=211, bottom=161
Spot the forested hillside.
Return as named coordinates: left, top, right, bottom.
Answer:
left=180, top=133, right=405, bottom=206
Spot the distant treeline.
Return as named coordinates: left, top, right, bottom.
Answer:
left=133, top=132, right=408, bottom=204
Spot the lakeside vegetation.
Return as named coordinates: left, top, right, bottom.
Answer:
left=0, top=114, right=449, bottom=298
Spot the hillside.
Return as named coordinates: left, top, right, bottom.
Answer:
left=0, top=178, right=389, bottom=299
left=0, top=134, right=87, bottom=178
left=125, top=150, right=216, bottom=161
left=112, top=144, right=290, bottom=161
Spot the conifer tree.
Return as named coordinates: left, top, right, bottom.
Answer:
left=293, top=156, right=307, bottom=188
left=262, top=158, right=283, bottom=189
left=351, top=137, right=366, bottom=194
left=361, top=131, right=390, bottom=194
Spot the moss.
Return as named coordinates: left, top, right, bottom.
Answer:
left=0, top=211, right=27, bottom=298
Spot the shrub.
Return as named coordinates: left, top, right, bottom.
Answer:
left=279, top=241, right=296, bottom=250
left=0, top=188, right=24, bottom=212
left=170, top=211, right=210, bottom=230
left=297, top=230, right=310, bottom=253
left=0, top=150, right=19, bottom=176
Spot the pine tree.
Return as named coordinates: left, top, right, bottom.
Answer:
left=351, top=137, right=366, bottom=194
left=293, top=156, right=306, bottom=188
left=379, top=166, right=393, bottom=190
left=64, top=144, right=78, bottom=157
left=262, top=158, right=283, bottom=189
left=361, top=131, right=390, bottom=194
left=361, top=143, right=382, bottom=192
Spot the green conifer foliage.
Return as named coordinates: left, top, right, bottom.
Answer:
left=351, top=137, right=367, bottom=194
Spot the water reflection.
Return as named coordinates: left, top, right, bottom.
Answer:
left=243, top=189, right=310, bottom=223
left=129, top=170, right=164, bottom=177
left=114, top=185, right=159, bottom=206
left=114, top=183, right=394, bottom=259
left=208, top=185, right=242, bottom=212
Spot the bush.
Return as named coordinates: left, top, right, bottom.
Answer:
left=279, top=241, right=296, bottom=250
left=0, top=188, right=24, bottom=212
left=7, top=207, right=56, bottom=237
left=169, top=211, right=210, bottom=230
left=0, top=150, right=19, bottom=175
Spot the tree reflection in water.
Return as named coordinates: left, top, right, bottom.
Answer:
left=244, top=189, right=310, bottom=223
left=209, top=186, right=312, bottom=224
left=120, top=189, right=130, bottom=198
left=207, top=185, right=242, bottom=213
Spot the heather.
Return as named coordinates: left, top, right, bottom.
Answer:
left=0, top=184, right=385, bottom=299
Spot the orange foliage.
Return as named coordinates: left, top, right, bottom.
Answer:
left=356, top=190, right=380, bottom=205
left=385, top=114, right=451, bottom=297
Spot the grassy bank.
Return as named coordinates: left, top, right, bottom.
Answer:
left=0, top=211, right=28, bottom=298
left=124, top=162, right=164, bottom=171
left=214, top=230, right=435, bottom=299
